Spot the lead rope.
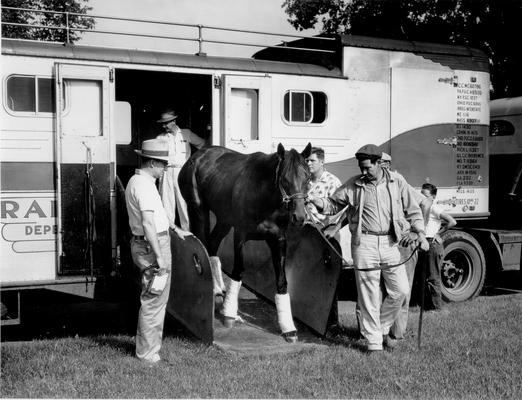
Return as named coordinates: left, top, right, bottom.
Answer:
left=83, top=142, right=96, bottom=283
left=304, top=205, right=418, bottom=271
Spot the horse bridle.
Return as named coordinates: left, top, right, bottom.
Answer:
left=275, top=158, right=309, bottom=207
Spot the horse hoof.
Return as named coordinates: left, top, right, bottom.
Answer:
left=223, top=316, right=236, bottom=328
left=282, top=331, right=298, bottom=344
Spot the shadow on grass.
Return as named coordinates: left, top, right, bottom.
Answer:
left=1, top=288, right=195, bottom=346
left=90, top=335, right=136, bottom=356
left=323, top=324, right=367, bottom=352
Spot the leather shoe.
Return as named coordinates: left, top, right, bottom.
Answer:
left=383, top=334, right=398, bottom=349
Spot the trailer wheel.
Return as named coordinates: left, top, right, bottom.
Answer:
left=441, top=230, right=486, bottom=302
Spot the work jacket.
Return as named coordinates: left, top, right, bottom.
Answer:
left=322, top=169, right=425, bottom=246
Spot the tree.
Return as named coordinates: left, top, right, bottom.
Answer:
left=283, top=0, right=522, bottom=98
left=2, top=0, right=95, bottom=43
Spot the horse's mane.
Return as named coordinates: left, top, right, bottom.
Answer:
left=279, top=148, right=308, bottom=178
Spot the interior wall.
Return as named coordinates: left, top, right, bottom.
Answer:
left=114, top=69, right=212, bottom=186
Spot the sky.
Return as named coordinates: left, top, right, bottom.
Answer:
left=81, top=0, right=321, bottom=58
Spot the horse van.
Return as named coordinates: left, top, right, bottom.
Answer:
left=1, top=8, right=493, bottom=328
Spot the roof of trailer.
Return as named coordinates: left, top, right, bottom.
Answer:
left=253, top=34, right=490, bottom=73
left=490, top=97, right=522, bottom=117
left=1, top=38, right=344, bottom=78
left=340, top=35, right=489, bottom=72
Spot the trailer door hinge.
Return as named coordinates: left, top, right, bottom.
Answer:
left=109, top=68, right=115, bottom=83
left=214, top=76, right=222, bottom=89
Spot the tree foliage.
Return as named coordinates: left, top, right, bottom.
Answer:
left=2, top=0, right=95, bottom=43
left=283, top=0, right=522, bottom=98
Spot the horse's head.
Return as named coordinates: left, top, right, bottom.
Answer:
left=276, top=142, right=312, bottom=226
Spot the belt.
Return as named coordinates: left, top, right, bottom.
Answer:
left=361, top=230, right=391, bottom=236
left=132, top=230, right=168, bottom=240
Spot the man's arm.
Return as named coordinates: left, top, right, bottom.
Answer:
left=438, top=211, right=457, bottom=236
left=141, top=210, right=169, bottom=273
left=185, top=129, right=205, bottom=149
left=309, top=182, right=351, bottom=215
left=398, top=178, right=429, bottom=250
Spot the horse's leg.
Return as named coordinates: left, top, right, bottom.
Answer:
left=221, top=229, right=245, bottom=327
left=267, top=234, right=298, bottom=343
left=186, top=204, right=209, bottom=248
left=208, top=222, right=231, bottom=297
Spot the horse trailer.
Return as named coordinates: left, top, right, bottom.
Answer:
left=1, top=9, right=503, bottom=333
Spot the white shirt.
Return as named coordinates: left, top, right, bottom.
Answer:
left=425, top=203, right=444, bottom=238
left=125, top=169, right=169, bottom=235
left=157, top=128, right=205, bottom=168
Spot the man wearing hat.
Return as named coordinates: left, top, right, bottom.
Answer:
left=154, top=109, right=226, bottom=297
left=309, top=143, right=429, bottom=352
left=156, top=109, right=205, bottom=232
left=125, top=138, right=190, bottom=364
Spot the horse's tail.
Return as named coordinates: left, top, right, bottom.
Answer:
left=179, top=155, right=210, bottom=245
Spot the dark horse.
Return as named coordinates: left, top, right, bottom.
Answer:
left=179, top=143, right=312, bottom=342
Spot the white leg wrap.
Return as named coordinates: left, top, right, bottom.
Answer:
left=209, top=256, right=226, bottom=295
left=275, top=293, right=296, bottom=333
left=222, top=279, right=241, bottom=318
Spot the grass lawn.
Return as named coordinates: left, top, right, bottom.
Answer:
left=1, top=293, right=521, bottom=399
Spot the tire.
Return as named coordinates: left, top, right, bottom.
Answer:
left=441, top=230, right=486, bottom=302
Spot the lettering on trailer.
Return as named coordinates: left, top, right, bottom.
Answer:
left=456, top=78, right=484, bottom=124
left=456, top=124, right=486, bottom=186
left=1, top=195, right=56, bottom=253
left=435, top=187, right=488, bottom=214
left=454, top=74, right=486, bottom=187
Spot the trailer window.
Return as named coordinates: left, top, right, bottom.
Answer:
left=490, top=120, right=515, bottom=136
left=283, top=90, right=327, bottom=124
left=6, top=75, right=56, bottom=114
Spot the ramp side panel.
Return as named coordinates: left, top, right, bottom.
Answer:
left=167, top=233, right=214, bottom=344
left=218, top=225, right=341, bottom=336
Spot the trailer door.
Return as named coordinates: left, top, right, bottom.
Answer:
left=223, top=75, right=271, bottom=154
left=54, top=64, right=112, bottom=275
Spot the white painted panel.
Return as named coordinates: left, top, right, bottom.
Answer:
left=230, top=88, right=258, bottom=141
left=56, top=64, right=110, bottom=164
left=223, top=75, right=271, bottom=154
left=62, top=79, right=102, bottom=137
left=391, top=68, right=455, bottom=136
left=114, top=101, right=132, bottom=145
left=268, top=75, right=390, bottom=162
left=0, top=192, right=56, bottom=282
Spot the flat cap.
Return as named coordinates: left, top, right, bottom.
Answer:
left=355, top=144, right=381, bottom=158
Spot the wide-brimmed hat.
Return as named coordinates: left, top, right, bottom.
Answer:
left=156, top=110, right=178, bottom=123
left=134, top=138, right=170, bottom=161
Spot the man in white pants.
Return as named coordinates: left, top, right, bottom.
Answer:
left=155, top=110, right=225, bottom=296
left=155, top=109, right=205, bottom=231
left=309, top=144, right=429, bottom=352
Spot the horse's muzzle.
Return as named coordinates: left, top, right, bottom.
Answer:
left=291, top=210, right=306, bottom=226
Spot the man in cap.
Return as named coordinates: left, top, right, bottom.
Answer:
left=308, top=144, right=428, bottom=352
left=125, top=138, right=190, bottom=364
